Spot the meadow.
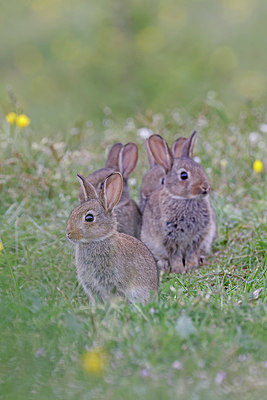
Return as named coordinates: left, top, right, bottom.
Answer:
left=0, top=1, right=267, bottom=399
left=0, top=103, right=266, bottom=399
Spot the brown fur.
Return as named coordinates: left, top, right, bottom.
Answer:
left=66, top=172, right=158, bottom=304
left=79, top=143, right=142, bottom=238
left=139, top=136, right=188, bottom=213
left=141, top=132, right=217, bottom=273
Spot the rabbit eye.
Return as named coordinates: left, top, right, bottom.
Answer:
left=99, top=182, right=104, bottom=190
left=180, top=171, right=188, bottom=180
left=85, top=213, right=94, bottom=222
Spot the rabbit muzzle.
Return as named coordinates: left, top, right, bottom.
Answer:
left=191, top=181, right=211, bottom=197
left=65, top=226, right=82, bottom=242
left=200, top=183, right=210, bottom=195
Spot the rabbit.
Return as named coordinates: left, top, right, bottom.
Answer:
left=79, top=142, right=142, bottom=239
left=139, top=138, right=165, bottom=214
left=139, top=136, right=188, bottom=213
left=141, top=131, right=217, bottom=273
left=66, top=172, right=159, bottom=305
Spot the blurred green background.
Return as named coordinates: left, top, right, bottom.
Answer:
left=1, top=0, right=267, bottom=131
left=1, top=3, right=267, bottom=399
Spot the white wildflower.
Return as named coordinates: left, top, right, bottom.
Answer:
left=137, top=127, right=153, bottom=139
left=128, top=178, right=136, bottom=186
left=215, top=370, right=226, bottom=385
left=193, top=156, right=201, bottom=164
left=176, top=315, right=196, bottom=338
left=248, top=132, right=259, bottom=144
left=172, top=361, right=183, bottom=370
left=259, top=123, right=267, bottom=133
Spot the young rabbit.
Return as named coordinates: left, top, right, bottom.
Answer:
left=139, top=138, right=165, bottom=214
left=79, top=142, right=142, bottom=238
left=139, top=136, right=188, bottom=213
left=141, top=131, right=217, bottom=273
left=66, top=172, right=158, bottom=305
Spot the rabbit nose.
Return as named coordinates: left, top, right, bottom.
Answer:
left=200, top=183, right=210, bottom=194
left=66, top=227, right=72, bottom=238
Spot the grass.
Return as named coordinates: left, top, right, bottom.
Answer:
left=0, top=103, right=266, bottom=400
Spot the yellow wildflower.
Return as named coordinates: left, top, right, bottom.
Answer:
left=16, top=114, right=31, bottom=128
left=6, top=112, right=17, bottom=125
left=253, top=159, right=263, bottom=173
left=0, top=242, right=3, bottom=252
left=220, top=159, right=228, bottom=168
left=81, top=348, right=107, bottom=374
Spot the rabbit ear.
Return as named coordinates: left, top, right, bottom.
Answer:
left=171, top=137, right=187, bottom=158
left=180, top=131, right=197, bottom=158
left=105, top=143, right=123, bottom=168
left=148, top=134, right=172, bottom=173
left=145, top=138, right=157, bottom=167
left=100, top=172, right=123, bottom=211
left=77, top=174, right=98, bottom=202
left=119, top=143, right=138, bottom=178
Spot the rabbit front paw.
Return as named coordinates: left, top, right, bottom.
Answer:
left=198, top=254, right=206, bottom=265
left=157, top=259, right=170, bottom=273
left=184, top=253, right=199, bottom=271
left=170, top=259, right=186, bottom=274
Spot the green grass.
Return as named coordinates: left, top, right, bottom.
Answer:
left=0, top=104, right=266, bottom=400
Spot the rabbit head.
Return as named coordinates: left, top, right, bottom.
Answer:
left=139, top=136, right=189, bottom=212
left=148, top=131, right=210, bottom=199
left=79, top=142, right=138, bottom=203
left=67, top=172, right=123, bottom=242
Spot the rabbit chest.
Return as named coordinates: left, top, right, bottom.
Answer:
left=75, top=241, right=122, bottom=299
left=162, top=196, right=210, bottom=248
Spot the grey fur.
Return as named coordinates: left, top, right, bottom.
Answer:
left=79, top=143, right=142, bottom=238
left=141, top=133, right=217, bottom=273
left=139, top=136, right=187, bottom=213
left=67, top=172, right=158, bottom=304
left=139, top=164, right=165, bottom=214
